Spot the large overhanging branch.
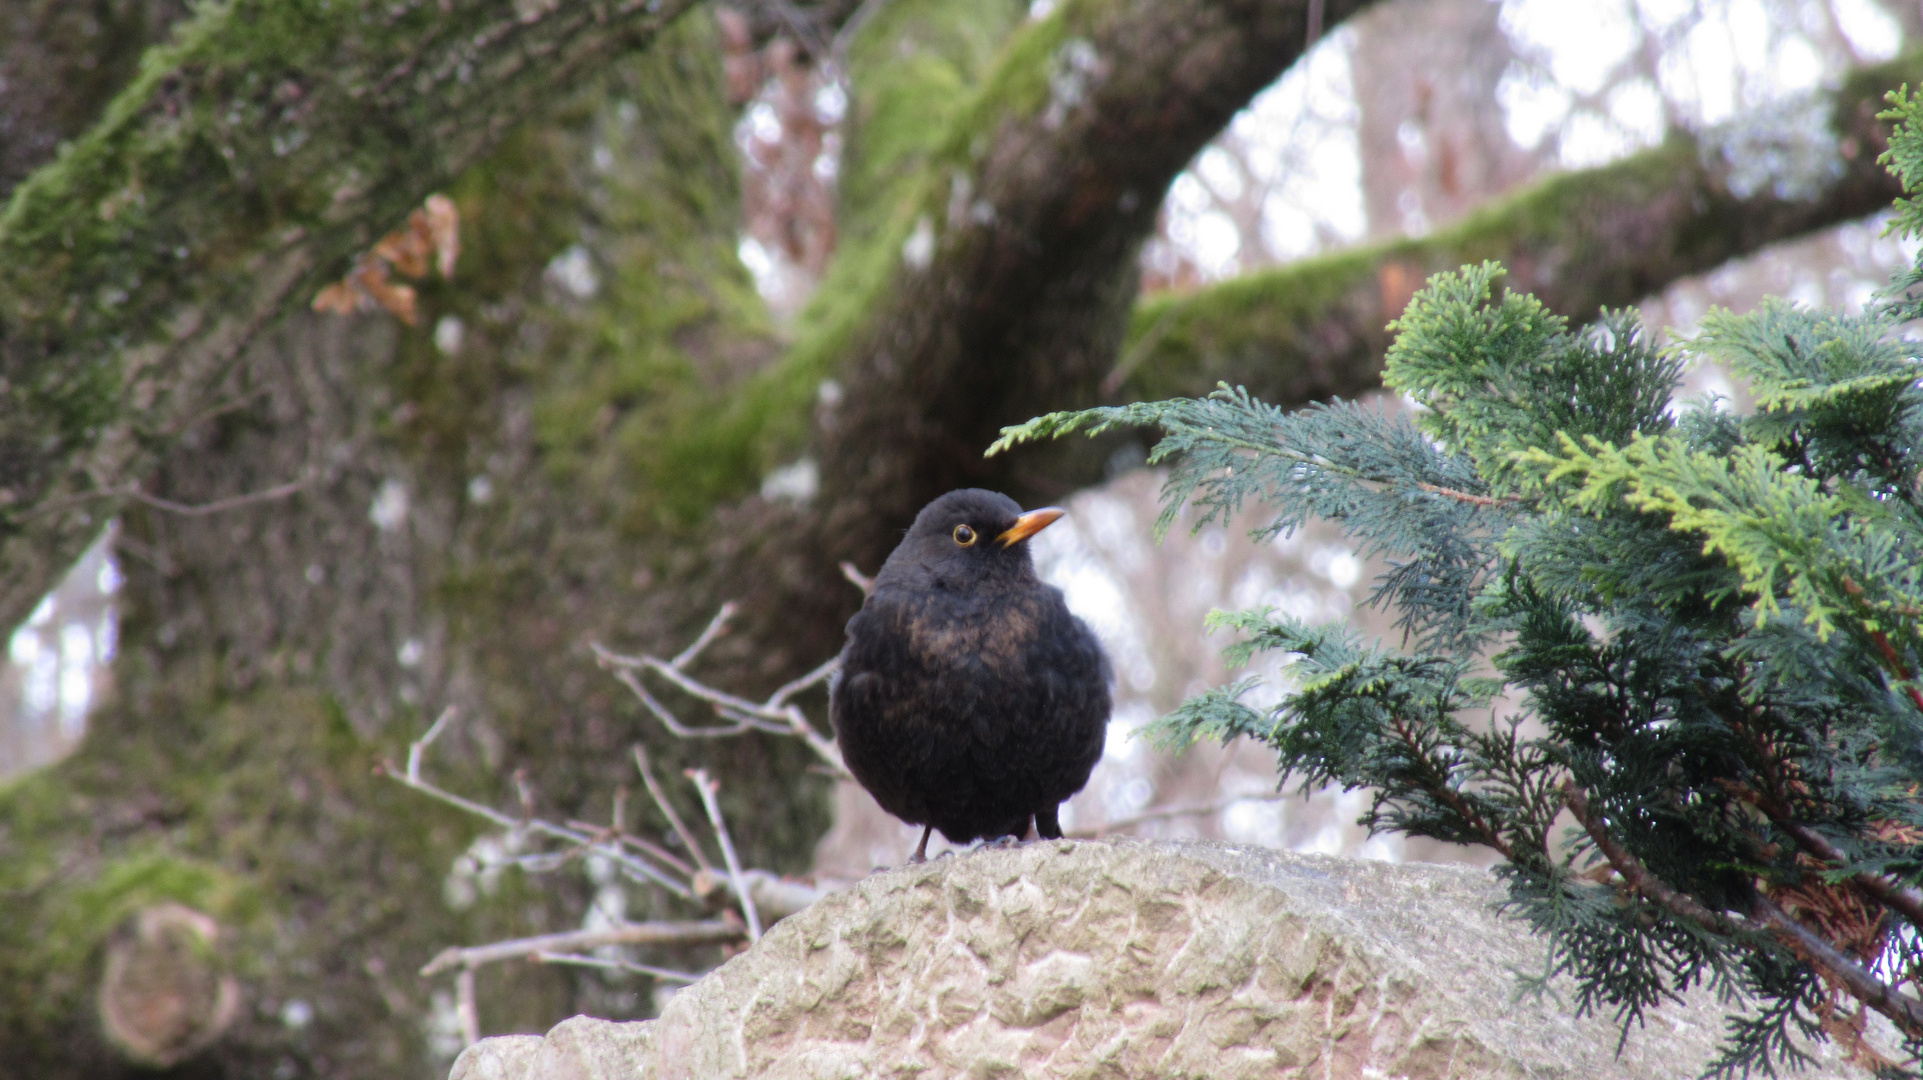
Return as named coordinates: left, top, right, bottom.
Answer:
left=797, top=0, right=1385, bottom=544
left=671, top=0, right=1389, bottom=673
left=0, top=0, right=703, bottom=635
left=1112, top=51, right=1923, bottom=412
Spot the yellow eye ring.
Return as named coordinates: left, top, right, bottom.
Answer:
left=952, top=524, right=978, bottom=547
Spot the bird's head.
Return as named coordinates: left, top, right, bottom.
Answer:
left=878, top=488, right=1065, bottom=589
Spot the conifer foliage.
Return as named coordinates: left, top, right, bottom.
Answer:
left=993, top=95, right=1923, bottom=1074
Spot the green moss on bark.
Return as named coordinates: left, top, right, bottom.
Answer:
left=513, top=0, right=1034, bottom=532
left=1118, top=50, right=1923, bottom=410
left=0, top=689, right=488, bottom=1078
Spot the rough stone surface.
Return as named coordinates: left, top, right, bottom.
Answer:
left=451, top=839, right=1868, bottom=1079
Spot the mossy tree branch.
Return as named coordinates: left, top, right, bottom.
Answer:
left=813, top=0, right=1387, bottom=525
left=1113, top=50, right=1923, bottom=412
left=762, top=0, right=1388, bottom=552
left=647, top=0, right=1391, bottom=692
left=0, top=0, right=705, bottom=637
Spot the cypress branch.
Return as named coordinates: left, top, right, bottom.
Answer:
left=993, top=84, right=1923, bottom=1077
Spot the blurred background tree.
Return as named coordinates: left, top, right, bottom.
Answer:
left=1, top=0, right=1920, bottom=1077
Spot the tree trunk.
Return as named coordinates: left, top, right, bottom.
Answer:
left=0, top=17, right=806, bottom=1078
left=0, top=0, right=189, bottom=196
left=0, top=0, right=704, bottom=638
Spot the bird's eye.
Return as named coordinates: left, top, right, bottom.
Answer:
left=952, top=524, right=977, bottom=547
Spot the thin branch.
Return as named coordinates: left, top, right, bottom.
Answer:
left=1071, top=792, right=1287, bottom=838
left=1723, top=781, right=1923, bottom=933
left=379, top=756, right=693, bottom=899
left=840, top=561, right=874, bottom=595
left=1564, top=779, right=1738, bottom=929
left=768, top=656, right=840, bottom=709
left=602, top=662, right=767, bottom=738
left=406, top=706, right=458, bottom=783
left=617, top=830, right=699, bottom=880
left=633, top=746, right=715, bottom=875
left=126, top=475, right=312, bottom=517
left=673, top=602, right=738, bottom=668
left=531, top=952, right=704, bottom=983
left=594, top=622, right=850, bottom=780
left=1395, top=716, right=1516, bottom=860
left=687, top=769, right=762, bottom=941
left=1414, top=481, right=1521, bottom=508
left=561, top=818, right=700, bottom=889
left=635, top=654, right=782, bottom=726
left=455, top=967, right=479, bottom=1048
left=1563, top=779, right=1923, bottom=1038
left=1752, top=893, right=1923, bottom=1038
left=557, top=819, right=698, bottom=879
left=419, top=920, right=743, bottom=976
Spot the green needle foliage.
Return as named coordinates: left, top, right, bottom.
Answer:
left=991, top=93, right=1923, bottom=1076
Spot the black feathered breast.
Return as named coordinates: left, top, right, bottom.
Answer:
left=830, top=489, right=1111, bottom=846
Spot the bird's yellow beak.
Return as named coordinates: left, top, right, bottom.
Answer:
left=996, top=507, right=1065, bottom=547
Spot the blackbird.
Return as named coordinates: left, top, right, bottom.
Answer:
left=831, top=489, right=1111, bottom=862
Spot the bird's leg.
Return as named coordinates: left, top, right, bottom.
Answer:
left=1022, top=815, right=1039, bottom=841
left=910, top=825, right=932, bottom=864
left=1035, top=805, right=1063, bottom=840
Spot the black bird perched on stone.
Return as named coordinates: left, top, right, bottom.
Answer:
left=831, top=488, right=1111, bottom=863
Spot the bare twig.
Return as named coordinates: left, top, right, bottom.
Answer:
left=593, top=618, right=850, bottom=780
left=633, top=746, right=715, bottom=875
left=21, top=474, right=312, bottom=521
left=1071, top=792, right=1288, bottom=838
left=672, top=602, right=738, bottom=668
left=769, top=657, right=840, bottom=710
left=532, top=952, right=705, bottom=983
left=604, top=662, right=764, bottom=738
left=420, top=920, right=743, bottom=976
left=381, top=751, right=693, bottom=900
left=840, top=561, right=874, bottom=595
left=127, top=475, right=312, bottom=517
left=619, top=831, right=700, bottom=880
left=687, top=769, right=762, bottom=941
left=454, top=967, right=480, bottom=1047
left=406, top=706, right=458, bottom=783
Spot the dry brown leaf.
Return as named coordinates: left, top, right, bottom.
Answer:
left=311, top=281, right=360, bottom=315
left=312, top=193, right=459, bottom=324
left=1870, top=819, right=1923, bottom=846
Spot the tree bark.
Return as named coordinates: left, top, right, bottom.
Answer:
left=0, top=0, right=704, bottom=639
left=0, top=0, right=190, bottom=197
left=0, top=17, right=799, bottom=1078
left=1111, top=51, right=1923, bottom=412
